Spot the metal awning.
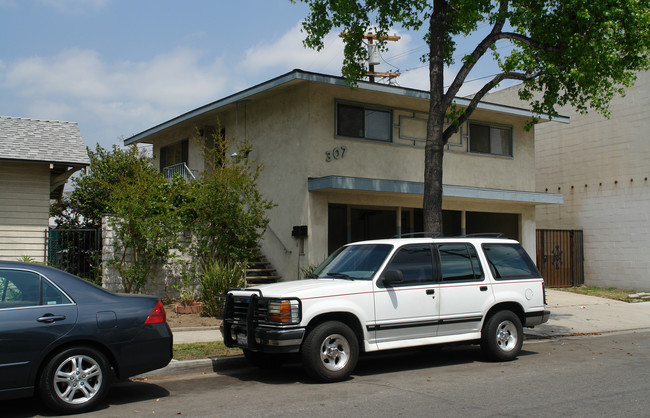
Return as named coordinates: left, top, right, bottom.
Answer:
left=308, top=175, right=563, bottom=205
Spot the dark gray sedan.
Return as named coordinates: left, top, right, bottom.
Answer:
left=0, top=261, right=172, bottom=413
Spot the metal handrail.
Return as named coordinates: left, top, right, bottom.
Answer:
left=267, top=225, right=292, bottom=254
left=163, top=163, right=197, bottom=181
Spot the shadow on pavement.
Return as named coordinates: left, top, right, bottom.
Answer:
left=0, top=380, right=170, bottom=418
left=209, top=343, right=541, bottom=385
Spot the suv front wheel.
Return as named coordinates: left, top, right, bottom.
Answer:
left=301, top=321, right=359, bottom=382
left=481, top=310, right=523, bottom=361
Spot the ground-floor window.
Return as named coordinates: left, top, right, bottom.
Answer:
left=465, top=212, right=519, bottom=240
left=327, top=205, right=502, bottom=254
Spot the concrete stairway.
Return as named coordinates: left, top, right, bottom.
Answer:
left=245, top=251, right=281, bottom=286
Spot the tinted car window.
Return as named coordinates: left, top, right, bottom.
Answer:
left=385, top=245, right=434, bottom=284
left=482, top=243, right=541, bottom=279
left=439, top=243, right=483, bottom=282
left=0, top=270, right=40, bottom=308
left=42, top=279, right=70, bottom=305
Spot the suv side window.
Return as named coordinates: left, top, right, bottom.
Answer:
left=385, top=244, right=434, bottom=284
left=438, top=243, right=484, bottom=282
left=482, top=243, right=541, bottom=279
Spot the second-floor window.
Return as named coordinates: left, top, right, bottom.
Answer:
left=160, top=139, right=188, bottom=171
left=469, top=122, right=512, bottom=157
left=337, top=102, right=392, bottom=142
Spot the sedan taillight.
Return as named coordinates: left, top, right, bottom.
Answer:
left=145, top=301, right=167, bottom=324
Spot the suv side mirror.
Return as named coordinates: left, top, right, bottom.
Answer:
left=380, top=269, right=403, bottom=286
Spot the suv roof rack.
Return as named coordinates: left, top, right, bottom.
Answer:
left=393, top=232, right=443, bottom=238
left=460, top=233, right=506, bottom=238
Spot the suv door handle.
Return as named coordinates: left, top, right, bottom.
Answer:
left=480, top=286, right=488, bottom=292
left=426, top=289, right=435, bottom=295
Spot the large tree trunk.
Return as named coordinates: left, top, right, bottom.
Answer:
left=423, top=1, right=448, bottom=235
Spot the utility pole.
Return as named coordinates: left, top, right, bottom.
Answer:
left=365, top=32, right=400, bottom=83
left=339, top=32, right=401, bottom=83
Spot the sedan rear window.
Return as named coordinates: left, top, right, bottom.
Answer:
left=482, top=243, right=541, bottom=280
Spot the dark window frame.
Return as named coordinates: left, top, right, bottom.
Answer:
left=336, top=101, right=393, bottom=142
left=468, top=121, right=513, bottom=157
left=159, top=138, right=189, bottom=171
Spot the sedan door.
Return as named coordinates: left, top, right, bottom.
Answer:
left=372, top=244, right=440, bottom=347
left=0, top=269, right=78, bottom=392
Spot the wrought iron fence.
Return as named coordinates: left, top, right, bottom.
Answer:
left=46, top=228, right=102, bottom=284
left=536, top=229, right=584, bottom=288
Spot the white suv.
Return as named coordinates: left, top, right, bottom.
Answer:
left=221, top=236, right=550, bottom=382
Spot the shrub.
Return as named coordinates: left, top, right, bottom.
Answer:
left=200, top=259, right=246, bottom=317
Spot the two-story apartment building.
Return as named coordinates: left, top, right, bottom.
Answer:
left=124, top=70, right=565, bottom=281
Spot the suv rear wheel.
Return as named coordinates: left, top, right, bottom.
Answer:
left=301, top=321, right=358, bottom=382
left=481, top=310, right=523, bottom=361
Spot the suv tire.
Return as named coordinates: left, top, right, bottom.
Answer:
left=301, top=321, right=358, bottom=382
left=480, top=310, right=523, bottom=361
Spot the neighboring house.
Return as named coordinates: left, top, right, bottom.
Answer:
left=0, top=116, right=90, bottom=262
left=124, top=69, right=565, bottom=281
left=488, top=71, right=650, bottom=291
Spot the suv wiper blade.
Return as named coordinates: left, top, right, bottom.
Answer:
left=326, top=272, right=353, bottom=280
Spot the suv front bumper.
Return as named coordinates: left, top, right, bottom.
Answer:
left=221, top=323, right=305, bottom=353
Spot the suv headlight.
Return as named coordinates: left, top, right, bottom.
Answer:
left=267, top=299, right=301, bottom=324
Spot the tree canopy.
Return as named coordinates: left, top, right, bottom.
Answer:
left=294, top=0, right=650, bottom=233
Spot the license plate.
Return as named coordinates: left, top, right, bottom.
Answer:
left=236, top=333, right=248, bottom=346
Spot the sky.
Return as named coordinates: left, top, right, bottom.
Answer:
left=0, top=0, right=512, bottom=150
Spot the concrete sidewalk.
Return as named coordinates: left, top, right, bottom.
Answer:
left=524, top=289, right=650, bottom=338
left=142, top=289, right=650, bottom=378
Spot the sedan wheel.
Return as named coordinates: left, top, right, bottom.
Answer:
left=39, top=346, right=110, bottom=413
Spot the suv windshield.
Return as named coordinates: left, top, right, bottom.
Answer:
left=311, top=244, right=393, bottom=280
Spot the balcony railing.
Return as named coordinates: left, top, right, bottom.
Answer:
left=163, top=163, right=197, bottom=182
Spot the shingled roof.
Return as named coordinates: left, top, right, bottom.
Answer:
left=0, top=116, right=90, bottom=166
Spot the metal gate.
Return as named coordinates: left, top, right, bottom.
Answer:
left=45, top=228, right=102, bottom=284
left=536, top=229, right=584, bottom=287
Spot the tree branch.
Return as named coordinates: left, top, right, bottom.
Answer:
left=442, top=70, right=539, bottom=143
left=444, top=0, right=508, bottom=107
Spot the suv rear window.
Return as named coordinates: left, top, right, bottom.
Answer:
left=482, top=243, right=541, bottom=280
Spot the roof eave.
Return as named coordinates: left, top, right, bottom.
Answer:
left=124, top=69, right=569, bottom=145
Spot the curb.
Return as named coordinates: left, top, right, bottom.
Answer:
left=135, top=355, right=246, bottom=379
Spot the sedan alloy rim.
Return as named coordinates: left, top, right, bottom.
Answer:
left=53, top=355, right=103, bottom=405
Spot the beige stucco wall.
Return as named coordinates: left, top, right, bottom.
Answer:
left=242, top=82, right=540, bottom=278
left=488, top=71, right=650, bottom=290
left=142, top=78, right=544, bottom=281
left=0, top=161, right=49, bottom=262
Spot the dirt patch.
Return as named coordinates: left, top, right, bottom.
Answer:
left=163, top=302, right=221, bottom=329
